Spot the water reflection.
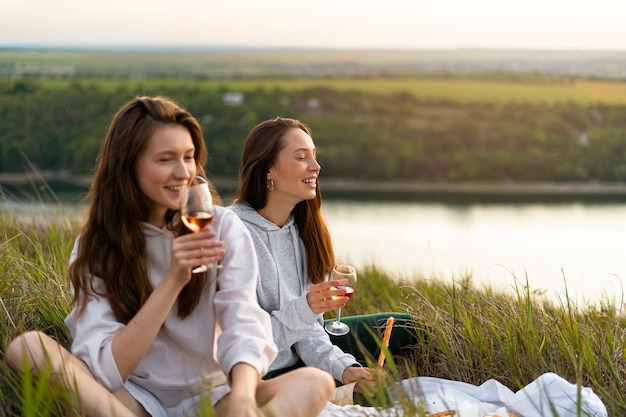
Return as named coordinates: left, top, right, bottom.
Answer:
left=0, top=200, right=87, bottom=224
left=322, top=201, right=626, bottom=307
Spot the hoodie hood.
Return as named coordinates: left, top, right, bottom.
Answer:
left=228, top=201, right=295, bottom=232
left=228, top=202, right=306, bottom=310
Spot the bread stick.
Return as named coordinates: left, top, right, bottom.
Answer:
left=427, top=410, right=456, bottom=417
left=377, top=316, right=395, bottom=368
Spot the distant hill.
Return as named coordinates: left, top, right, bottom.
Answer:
left=1, top=48, right=626, bottom=80
left=2, top=50, right=626, bottom=190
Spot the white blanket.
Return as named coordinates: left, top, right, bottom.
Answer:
left=319, top=373, right=608, bottom=417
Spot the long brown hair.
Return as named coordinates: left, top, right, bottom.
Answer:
left=70, top=96, right=210, bottom=323
left=234, top=117, right=334, bottom=284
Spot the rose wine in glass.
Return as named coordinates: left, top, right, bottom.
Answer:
left=324, top=264, right=357, bottom=336
left=180, top=176, right=215, bottom=273
left=181, top=210, right=213, bottom=233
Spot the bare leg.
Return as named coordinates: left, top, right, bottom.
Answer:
left=6, top=331, right=142, bottom=417
left=255, top=367, right=335, bottom=417
left=113, top=388, right=151, bottom=417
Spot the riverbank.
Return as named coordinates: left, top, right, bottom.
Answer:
left=2, top=172, right=626, bottom=203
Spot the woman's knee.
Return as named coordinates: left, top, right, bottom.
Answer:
left=6, top=331, right=60, bottom=372
left=296, top=367, right=335, bottom=399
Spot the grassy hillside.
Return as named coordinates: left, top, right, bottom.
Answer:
left=1, top=211, right=624, bottom=415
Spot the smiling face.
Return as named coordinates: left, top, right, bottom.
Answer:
left=266, top=127, right=321, bottom=210
left=135, top=123, right=196, bottom=226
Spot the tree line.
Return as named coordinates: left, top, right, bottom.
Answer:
left=1, top=79, right=626, bottom=183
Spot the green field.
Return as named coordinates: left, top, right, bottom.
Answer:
left=7, top=76, right=626, bottom=105
left=3, top=49, right=626, bottom=104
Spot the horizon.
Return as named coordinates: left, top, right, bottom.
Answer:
left=3, top=0, right=626, bottom=51
left=3, top=45, right=626, bottom=53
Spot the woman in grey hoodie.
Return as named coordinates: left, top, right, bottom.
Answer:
left=227, top=117, right=611, bottom=417
left=229, top=117, right=376, bottom=395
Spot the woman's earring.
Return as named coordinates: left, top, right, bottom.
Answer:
left=266, top=178, right=274, bottom=192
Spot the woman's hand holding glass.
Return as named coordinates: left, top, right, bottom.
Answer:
left=170, top=231, right=224, bottom=281
left=180, top=176, right=223, bottom=273
left=307, top=279, right=352, bottom=315
left=324, top=264, right=357, bottom=336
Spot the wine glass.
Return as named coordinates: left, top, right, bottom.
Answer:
left=324, top=264, right=357, bottom=336
left=180, top=176, right=215, bottom=273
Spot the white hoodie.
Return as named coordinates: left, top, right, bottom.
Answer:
left=229, top=202, right=358, bottom=382
left=65, top=207, right=277, bottom=407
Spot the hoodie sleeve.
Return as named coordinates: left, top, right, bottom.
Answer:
left=295, top=320, right=359, bottom=382
left=269, top=293, right=359, bottom=382
left=64, top=240, right=126, bottom=392
left=268, top=291, right=321, bottom=350
left=65, top=291, right=127, bottom=391
left=213, top=210, right=278, bottom=379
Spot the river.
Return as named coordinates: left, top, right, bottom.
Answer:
left=322, top=200, right=626, bottom=308
left=2, top=197, right=625, bottom=308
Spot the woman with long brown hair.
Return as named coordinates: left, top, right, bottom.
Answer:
left=6, top=97, right=334, bottom=417
left=229, top=117, right=376, bottom=395
left=229, top=117, right=609, bottom=417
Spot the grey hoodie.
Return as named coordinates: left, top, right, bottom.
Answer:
left=229, top=202, right=358, bottom=382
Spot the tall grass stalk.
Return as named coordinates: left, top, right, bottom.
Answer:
left=0, top=210, right=80, bottom=416
left=1, top=212, right=624, bottom=416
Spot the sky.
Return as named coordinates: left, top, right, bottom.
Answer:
left=2, top=0, right=626, bottom=50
